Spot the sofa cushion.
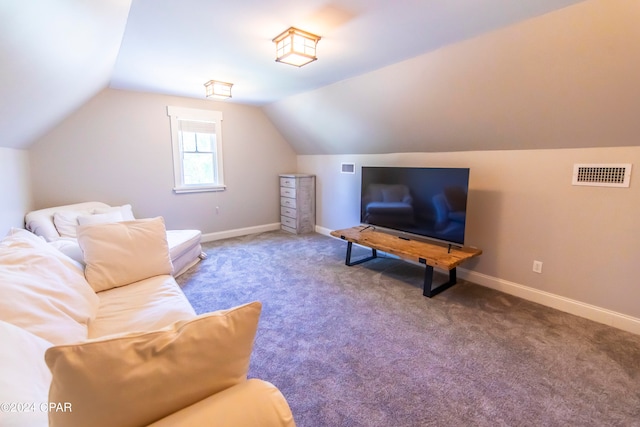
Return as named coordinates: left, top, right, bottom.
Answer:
left=92, top=204, right=135, bottom=221
left=56, top=208, right=126, bottom=237
left=78, top=217, right=173, bottom=292
left=77, top=210, right=124, bottom=226
left=0, top=320, right=53, bottom=427
left=89, top=275, right=196, bottom=339
left=48, top=238, right=86, bottom=267
left=25, top=202, right=110, bottom=240
left=46, top=301, right=262, bottom=427
left=166, top=228, right=202, bottom=277
left=53, top=210, right=83, bottom=238
left=0, top=229, right=99, bottom=344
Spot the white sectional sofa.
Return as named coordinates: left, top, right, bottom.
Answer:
left=24, top=201, right=204, bottom=277
left=0, top=220, right=295, bottom=427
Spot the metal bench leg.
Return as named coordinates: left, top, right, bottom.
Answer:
left=422, top=263, right=457, bottom=298
left=345, top=241, right=378, bottom=266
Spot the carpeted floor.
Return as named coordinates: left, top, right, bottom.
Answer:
left=177, top=231, right=640, bottom=427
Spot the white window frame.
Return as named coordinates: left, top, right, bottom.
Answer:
left=167, top=106, right=225, bottom=193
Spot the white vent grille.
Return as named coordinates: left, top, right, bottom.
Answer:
left=572, top=163, right=632, bottom=187
left=341, top=163, right=355, bottom=174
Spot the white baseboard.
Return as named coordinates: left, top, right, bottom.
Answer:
left=316, top=225, right=640, bottom=335
left=457, top=269, right=640, bottom=336
left=201, top=223, right=281, bottom=242
left=315, top=225, right=333, bottom=236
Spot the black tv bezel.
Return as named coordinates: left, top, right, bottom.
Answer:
left=359, top=166, right=470, bottom=246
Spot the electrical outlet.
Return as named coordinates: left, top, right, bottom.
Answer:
left=533, top=260, right=543, bottom=274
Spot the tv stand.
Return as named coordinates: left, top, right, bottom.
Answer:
left=330, top=226, right=482, bottom=297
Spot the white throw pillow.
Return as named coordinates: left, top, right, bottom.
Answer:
left=0, top=229, right=99, bottom=344
left=77, top=217, right=173, bottom=292
left=77, top=210, right=124, bottom=226
left=53, top=210, right=82, bottom=238
left=46, top=302, right=262, bottom=427
left=0, top=320, right=52, bottom=427
left=48, top=238, right=86, bottom=267
left=92, top=204, right=135, bottom=221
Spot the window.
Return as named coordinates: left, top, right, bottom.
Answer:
left=167, top=106, right=225, bottom=193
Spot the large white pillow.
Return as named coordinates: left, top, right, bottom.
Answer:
left=77, top=217, right=173, bottom=292
left=53, top=206, right=133, bottom=238
left=92, top=204, right=135, bottom=221
left=0, top=320, right=52, bottom=427
left=0, top=229, right=99, bottom=344
left=46, top=302, right=262, bottom=427
left=77, top=210, right=124, bottom=226
left=53, top=210, right=83, bottom=238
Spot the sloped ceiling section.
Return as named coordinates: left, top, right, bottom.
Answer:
left=264, top=0, right=640, bottom=155
left=109, top=0, right=586, bottom=106
left=0, top=0, right=132, bottom=149
left=1, top=0, right=588, bottom=151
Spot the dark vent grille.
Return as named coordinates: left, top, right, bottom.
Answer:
left=577, top=166, right=626, bottom=184
left=572, top=164, right=632, bottom=187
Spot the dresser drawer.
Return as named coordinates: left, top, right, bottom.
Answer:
left=280, top=187, right=296, bottom=198
left=281, top=225, right=297, bottom=234
left=280, top=197, right=297, bottom=209
left=281, top=216, right=296, bottom=229
left=281, top=206, right=297, bottom=218
left=280, top=177, right=296, bottom=188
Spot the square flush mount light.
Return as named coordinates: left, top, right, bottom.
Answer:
left=204, top=80, right=233, bottom=99
left=273, top=27, right=321, bottom=67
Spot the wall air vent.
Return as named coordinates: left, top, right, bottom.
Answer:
left=572, top=163, right=632, bottom=188
left=341, top=163, right=355, bottom=174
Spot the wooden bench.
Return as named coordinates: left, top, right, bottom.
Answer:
left=330, top=226, right=482, bottom=297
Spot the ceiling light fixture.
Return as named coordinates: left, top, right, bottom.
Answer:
left=272, top=27, right=321, bottom=67
left=204, top=80, right=233, bottom=99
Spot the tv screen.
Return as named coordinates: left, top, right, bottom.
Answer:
left=360, top=166, right=470, bottom=245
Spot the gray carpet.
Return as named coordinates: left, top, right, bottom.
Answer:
left=177, top=231, right=640, bottom=427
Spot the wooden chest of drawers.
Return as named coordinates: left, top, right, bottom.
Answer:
left=279, top=174, right=315, bottom=234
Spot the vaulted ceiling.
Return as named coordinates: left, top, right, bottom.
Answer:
left=5, top=0, right=631, bottom=154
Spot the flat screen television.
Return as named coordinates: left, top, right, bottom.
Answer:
left=360, top=166, right=470, bottom=246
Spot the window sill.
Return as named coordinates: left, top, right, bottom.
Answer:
left=173, top=185, right=226, bottom=194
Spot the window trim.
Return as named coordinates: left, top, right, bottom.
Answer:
left=167, top=106, right=226, bottom=193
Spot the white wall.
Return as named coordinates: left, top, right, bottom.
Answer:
left=29, top=88, right=297, bottom=234
left=0, top=147, right=32, bottom=233
left=299, top=146, right=640, bottom=331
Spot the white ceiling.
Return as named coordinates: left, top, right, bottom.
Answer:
left=112, top=0, right=586, bottom=104
left=1, top=0, right=587, bottom=149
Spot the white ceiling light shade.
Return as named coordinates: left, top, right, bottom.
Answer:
left=204, top=80, right=233, bottom=99
left=273, top=27, right=321, bottom=67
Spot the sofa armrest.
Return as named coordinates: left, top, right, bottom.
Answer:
left=146, top=379, right=295, bottom=427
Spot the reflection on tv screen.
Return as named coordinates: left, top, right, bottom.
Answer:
left=360, top=167, right=470, bottom=245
